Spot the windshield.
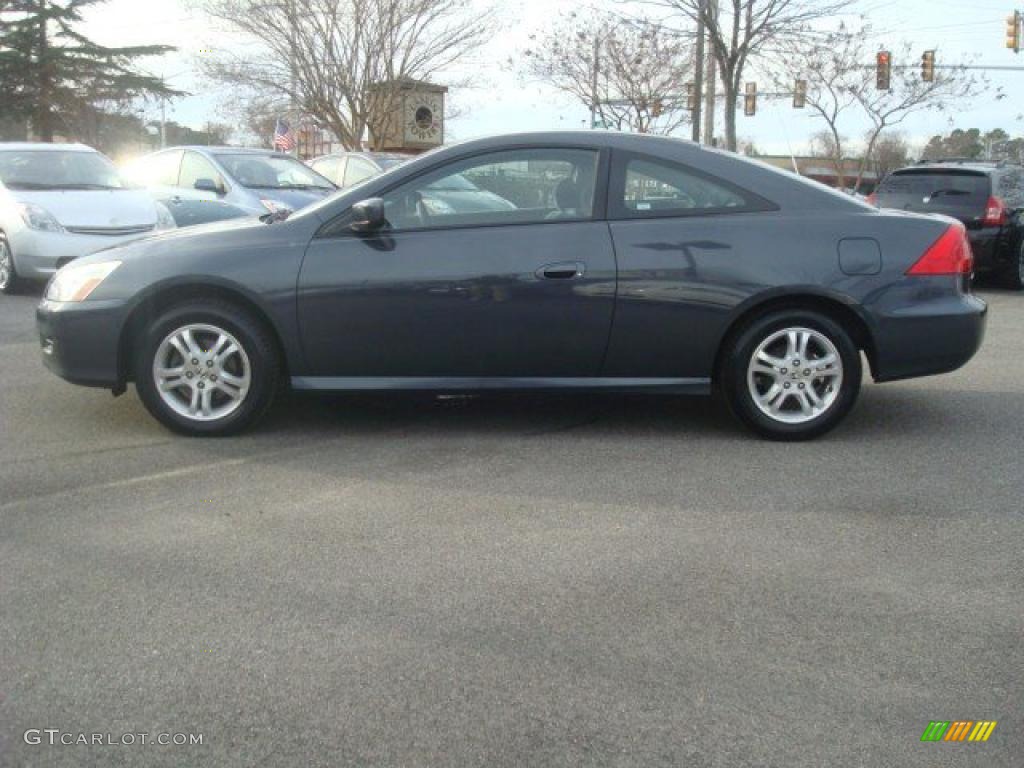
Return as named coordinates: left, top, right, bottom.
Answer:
left=373, top=155, right=407, bottom=171
left=876, top=170, right=990, bottom=207
left=214, top=153, right=335, bottom=190
left=424, top=173, right=479, bottom=192
left=0, top=150, right=128, bottom=190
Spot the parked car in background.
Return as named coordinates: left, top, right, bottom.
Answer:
left=309, top=150, right=517, bottom=215
left=308, top=151, right=408, bottom=188
left=38, top=132, right=986, bottom=440
left=870, top=160, right=1024, bottom=288
left=154, top=195, right=253, bottom=229
left=123, top=147, right=336, bottom=218
left=0, top=143, right=175, bottom=294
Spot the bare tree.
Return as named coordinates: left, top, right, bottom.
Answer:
left=522, top=14, right=693, bottom=135
left=868, top=131, right=910, bottom=180
left=776, top=25, right=984, bottom=191
left=195, top=0, right=494, bottom=150
left=642, top=0, right=852, bottom=151
left=807, top=128, right=847, bottom=187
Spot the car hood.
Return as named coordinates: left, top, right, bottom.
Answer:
left=15, top=189, right=159, bottom=228
left=253, top=187, right=334, bottom=211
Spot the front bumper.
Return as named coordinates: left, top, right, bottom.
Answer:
left=10, top=229, right=153, bottom=281
left=36, top=298, right=128, bottom=388
left=869, top=277, right=987, bottom=383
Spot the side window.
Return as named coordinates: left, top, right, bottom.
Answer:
left=179, top=151, right=224, bottom=190
left=612, top=154, right=769, bottom=218
left=997, top=170, right=1024, bottom=209
left=343, top=157, right=377, bottom=187
left=379, top=148, right=599, bottom=231
left=311, top=156, right=341, bottom=185
left=124, top=150, right=182, bottom=187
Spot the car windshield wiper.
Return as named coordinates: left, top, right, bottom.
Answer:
left=277, top=183, right=333, bottom=191
left=926, top=188, right=970, bottom=199
left=3, top=181, right=60, bottom=190
left=61, top=183, right=122, bottom=190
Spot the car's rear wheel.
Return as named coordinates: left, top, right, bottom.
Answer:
left=722, top=310, right=862, bottom=441
left=134, top=301, right=279, bottom=436
left=0, top=234, right=21, bottom=295
left=1001, top=240, right=1024, bottom=290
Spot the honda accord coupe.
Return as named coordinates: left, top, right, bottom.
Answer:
left=36, top=132, right=986, bottom=440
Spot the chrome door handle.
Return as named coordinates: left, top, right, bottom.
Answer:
left=536, top=261, right=585, bottom=279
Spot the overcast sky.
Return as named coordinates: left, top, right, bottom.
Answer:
left=81, top=0, right=1024, bottom=156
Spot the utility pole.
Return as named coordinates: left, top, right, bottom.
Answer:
left=590, top=35, right=600, bottom=129
left=287, top=0, right=299, bottom=156
left=702, top=0, right=718, bottom=146
left=691, top=0, right=704, bottom=142
left=160, top=94, right=166, bottom=148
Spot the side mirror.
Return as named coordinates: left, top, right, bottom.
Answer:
left=350, top=197, right=386, bottom=232
left=194, top=178, right=223, bottom=195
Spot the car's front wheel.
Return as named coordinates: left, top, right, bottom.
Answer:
left=722, top=310, right=862, bottom=441
left=134, top=301, right=280, bottom=436
left=0, top=234, right=22, bottom=295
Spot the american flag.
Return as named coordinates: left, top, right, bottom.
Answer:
left=273, top=118, right=296, bottom=151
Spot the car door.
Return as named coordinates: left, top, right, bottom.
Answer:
left=296, top=146, right=616, bottom=380
left=124, top=149, right=183, bottom=200
left=177, top=151, right=228, bottom=202
left=602, top=150, right=776, bottom=379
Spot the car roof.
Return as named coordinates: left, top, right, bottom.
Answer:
left=894, top=161, right=1018, bottom=175
left=155, top=146, right=297, bottom=159
left=0, top=142, right=96, bottom=153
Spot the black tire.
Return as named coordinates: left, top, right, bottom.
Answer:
left=0, top=234, right=22, bottom=295
left=721, top=310, right=862, bottom=441
left=134, top=301, right=280, bottom=436
left=1000, top=241, right=1024, bottom=290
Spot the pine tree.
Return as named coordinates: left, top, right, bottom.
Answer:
left=0, top=0, right=180, bottom=141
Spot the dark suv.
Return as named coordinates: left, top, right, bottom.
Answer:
left=871, top=160, right=1024, bottom=288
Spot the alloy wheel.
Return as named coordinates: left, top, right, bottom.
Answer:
left=0, top=240, right=11, bottom=291
left=152, top=323, right=251, bottom=422
left=746, top=327, right=844, bottom=425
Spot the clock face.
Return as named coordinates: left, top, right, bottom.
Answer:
left=404, top=93, right=442, bottom=144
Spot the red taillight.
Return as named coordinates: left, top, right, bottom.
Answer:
left=866, top=192, right=878, bottom=206
left=982, top=195, right=1007, bottom=227
left=906, top=224, right=973, bottom=276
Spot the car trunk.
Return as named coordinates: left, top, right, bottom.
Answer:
left=874, top=169, right=991, bottom=230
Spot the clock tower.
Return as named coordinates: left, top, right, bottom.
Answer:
left=368, top=79, right=447, bottom=153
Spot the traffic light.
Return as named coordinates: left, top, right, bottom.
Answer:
left=686, top=83, right=696, bottom=111
left=1007, top=11, right=1020, bottom=53
left=651, top=99, right=664, bottom=118
left=744, top=82, right=757, bottom=116
left=876, top=50, right=891, bottom=91
left=793, top=79, right=807, bottom=108
left=921, top=50, right=935, bottom=82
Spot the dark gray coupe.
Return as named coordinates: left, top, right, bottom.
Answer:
left=36, top=132, right=986, bottom=440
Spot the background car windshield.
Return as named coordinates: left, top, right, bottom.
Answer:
left=424, top=173, right=478, bottom=191
left=374, top=155, right=407, bottom=170
left=214, top=154, right=334, bottom=190
left=0, top=151, right=128, bottom=190
left=876, top=170, right=989, bottom=208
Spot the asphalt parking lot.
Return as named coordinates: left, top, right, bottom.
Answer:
left=1, top=286, right=1021, bottom=767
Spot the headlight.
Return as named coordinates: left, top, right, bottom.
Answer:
left=154, top=202, right=176, bottom=231
left=17, top=203, right=64, bottom=233
left=259, top=198, right=292, bottom=215
left=46, top=260, right=121, bottom=302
